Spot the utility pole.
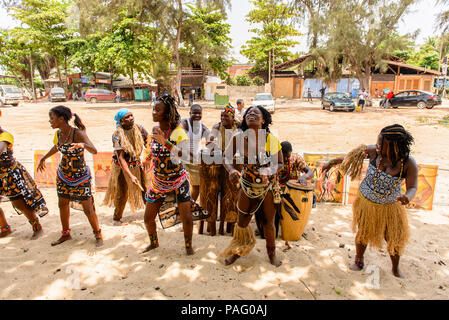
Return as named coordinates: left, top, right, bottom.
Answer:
left=29, top=52, right=36, bottom=103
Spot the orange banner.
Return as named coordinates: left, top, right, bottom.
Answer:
left=304, top=153, right=346, bottom=203
left=33, top=150, right=61, bottom=188
left=92, top=152, right=113, bottom=192
left=402, top=165, right=438, bottom=211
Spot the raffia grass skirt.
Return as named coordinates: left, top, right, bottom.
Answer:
left=103, top=163, right=148, bottom=213
left=353, top=191, right=410, bottom=256
left=220, top=225, right=256, bottom=258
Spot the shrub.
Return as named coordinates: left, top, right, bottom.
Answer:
left=235, top=75, right=252, bottom=86
left=252, top=76, right=265, bottom=86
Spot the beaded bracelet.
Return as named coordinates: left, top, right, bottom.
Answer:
left=164, top=140, right=174, bottom=152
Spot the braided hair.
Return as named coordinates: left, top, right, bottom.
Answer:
left=50, top=105, right=86, bottom=131
left=240, top=105, right=272, bottom=132
left=379, top=124, right=414, bottom=166
left=157, top=94, right=180, bottom=128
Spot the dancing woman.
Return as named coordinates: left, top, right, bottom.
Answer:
left=37, top=106, right=103, bottom=246
left=103, top=109, right=149, bottom=224
left=220, top=106, right=284, bottom=267
left=142, top=94, right=195, bottom=255
left=0, top=124, right=48, bottom=239
left=323, top=124, right=418, bottom=278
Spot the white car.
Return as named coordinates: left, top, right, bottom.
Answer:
left=252, top=93, right=275, bottom=114
left=0, top=85, right=23, bottom=107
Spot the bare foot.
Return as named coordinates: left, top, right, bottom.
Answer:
left=51, top=235, right=72, bottom=246
left=113, top=220, right=122, bottom=226
left=225, top=254, right=240, bottom=266
left=31, top=229, right=43, bottom=240
left=393, top=269, right=404, bottom=278
left=95, top=238, right=104, bottom=247
left=0, top=229, right=13, bottom=238
left=269, top=255, right=282, bottom=267
left=349, top=263, right=364, bottom=271
left=186, top=247, right=194, bottom=256
left=141, top=243, right=159, bottom=253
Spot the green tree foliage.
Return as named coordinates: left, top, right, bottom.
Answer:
left=181, top=5, right=232, bottom=80
left=252, top=75, right=265, bottom=86
left=235, top=74, right=252, bottom=86
left=321, top=0, right=416, bottom=91
left=290, top=0, right=334, bottom=50
left=241, top=0, right=301, bottom=74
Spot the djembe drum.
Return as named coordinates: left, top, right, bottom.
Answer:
left=280, top=180, right=314, bottom=241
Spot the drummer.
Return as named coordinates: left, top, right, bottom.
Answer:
left=256, top=141, right=314, bottom=238
left=181, top=104, right=210, bottom=201
left=278, top=141, right=313, bottom=187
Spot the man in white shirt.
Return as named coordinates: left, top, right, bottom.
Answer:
left=358, top=88, right=369, bottom=111
left=235, top=99, right=246, bottom=124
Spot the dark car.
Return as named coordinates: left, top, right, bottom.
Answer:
left=85, top=88, right=118, bottom=103
left=380, top=90, right=442, bottom=109
left=48, top=87, right=67, bottom=102
left=322, top=92, right=355, bottom=112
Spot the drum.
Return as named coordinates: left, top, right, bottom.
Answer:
left=199, top=150, right=223, bottom=234
left=219, top=163, right=242, bottom=235
left=280, top=180, right=314, bottom=241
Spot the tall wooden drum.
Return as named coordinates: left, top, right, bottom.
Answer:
left=280, top=180, right=314, bottom=241
left=199, top=150, right=222, bottom=235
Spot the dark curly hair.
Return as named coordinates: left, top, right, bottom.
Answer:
left=156, top=94, right=181, bottom=128
left=379, top=124, right=414, bottom=166
left=50, top=105, right=86, bottom=131
left=240, top=105, right=272, bottom=132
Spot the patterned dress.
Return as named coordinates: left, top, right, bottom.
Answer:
left=54, top=128, right=92, bottom=201
left=359, top=156, right=404, bottom=204
left=0, top=131, right=48, bottom=216
left=238, top=133, right=282, bottom=188
left=145, top=126, right=191, bottom=203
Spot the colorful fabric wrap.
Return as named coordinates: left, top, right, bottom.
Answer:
left=224, top=104, right=235, bottom=117
left=145, top=169, right=189, bottom=203
left=114, top=108, right=130, bottom=126
left=57, top=166, right=91, bottom=187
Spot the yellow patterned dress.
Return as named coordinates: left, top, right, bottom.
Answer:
left=0, top=131, right=48, bottom=216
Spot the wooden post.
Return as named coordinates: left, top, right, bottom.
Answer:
left=272, top=49, right=275, bottom=97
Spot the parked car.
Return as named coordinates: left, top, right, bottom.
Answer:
left=85, top=88, right=119, bottom=103
left=380, top=90, right=442, bottom=109
left=48, top=87, right=67, bottom=102
left=321, top=92, right=355, bottom=112
left=252, top=93, right=275, bottom=114
left=0, top=85, right=23, bottom=107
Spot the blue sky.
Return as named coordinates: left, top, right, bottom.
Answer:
left=0, top=0, right=445, bottom=63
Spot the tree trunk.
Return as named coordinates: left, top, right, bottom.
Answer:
left=56, top=61, right=63, bottom=88
left=29, top=54, right=36, bottom=103
left=64, top=55, right=69, bottom=91
left=174, top=0, right=185, bottom=107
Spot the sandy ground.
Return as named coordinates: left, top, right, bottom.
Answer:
left=1, top=99, right=449, bottom=300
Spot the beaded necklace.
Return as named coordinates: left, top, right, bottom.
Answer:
left=373, top=157, right=403, bottom=198
left=58, top=127, right=73, bottom=147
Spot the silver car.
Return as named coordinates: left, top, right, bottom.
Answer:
left=49, top=87, right=67, bottom=102
left=252, top=93, right=275, bottom=114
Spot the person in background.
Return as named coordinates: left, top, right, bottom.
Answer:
left=235, top=99, right=246, bottom=124
left=358, top=88, right=368, bottom=111
left=181, top=104, right=210, bottom=202
left=116, top=88, right=121, bottom=103
left=307, top=88, right=312, bottom=102
left=319, top=86, right=327, bottom=100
